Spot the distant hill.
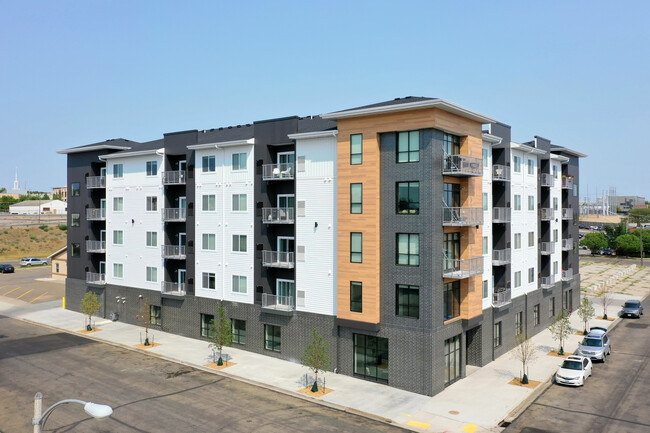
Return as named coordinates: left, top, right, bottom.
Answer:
left=0, top=225, right=67, bottom=261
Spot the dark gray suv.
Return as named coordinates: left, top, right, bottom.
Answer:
left=620, top=300, right=644, bottom=318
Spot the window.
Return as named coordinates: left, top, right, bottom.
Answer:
left=443, top=133, right=460, bottom=155
left=515, top=271, right=521, bottom=288
left=232, top=153, right=247, bottom=170
left=146, top=196, right=158, bottom=211
left=529, top=267, right=535, bottom=283
left=397, top=233, right=419, bottom=266
left=353, top=334, right=388, bottom=383
left=71, top=182, right=80, bottom=196
left=553, top=261, right=558, bottom=275
left=528, top=195, right=535, bottom=211
left=232, top=319, right=246, bottom=345
left=443, top=281, right=460, bottom=320
left=515, top=312, right=523, bottom=336
left=483, top=193, right=488, bottom=211
left=533, top=304, right=540, bottom=326
left=483, top=236, right=488, bottom=255
left=397, top=130, right=419, bottom=163
left=350, top=134, right=362, bottom=165
left=444, top=183, right=460, bottom=207
left=202, top=272, right=215, bottom=289
left=553, top=197, right=559, bottom=210
left=396, top=181, right=419, bottom=214
left=146, top=266, right=157, bottom=282
left=146, top=161, right=158, bottom=176
left=549, top=297, right=556, bottom=317
left=514, top=195, right=521, bottom=211
left=202, top=194, right=216, bottom=211
left=396, top=284, right=419, bottom=318
left=151, top=305, right=161, bottom=326
left=350, top=233, right=362, bottom=263
left=232, top=194, right=247, bottom=211
left=71, top=213, right=80, bottom=227
left=514, top=233, right=521, bottom=249
left=146, top=231, right=157, bottom=247
left=264, top=324, right=281, bottom=352
left=444, top=335, right=461, bottom=385
left=113, top=164, right=123, bottom=178
left=494, top=321, right=502, bottom=347
left=513, top=156, right=521, bottom=173
left=113, top=197, right=123, bottom=211
left=202, top=233, right=216, bottom=250
left=482, top=148, right=489, bottom=167
left=483, top=280, right=489, bottom=299
left=527, top=159, right=535, bottom=175
left=350, top=183, right=362, bottom=214
left=202, top=155, right=216, bottom=172
left=201, top=314, right=214, bottom=338
left=113, top=230, right=123, bottom=245
left=573, top=184, right=578, bottom=197
left=232, top=235, right=247, bottom=252
left=71, top=243, right=80, bottom=257
left=113, top=263, right=123, bottom=278
left=528, top=232, right=535, bottom=247
left=553, top=229, right=559, bottom=243
left=350, top=282, right=362, bottom=312
left=553, top=165, right=559, bottom=179
left=232, top=275, right=247, bottom=293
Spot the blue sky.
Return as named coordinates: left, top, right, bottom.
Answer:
left=1, top=1, right=648, bottom=201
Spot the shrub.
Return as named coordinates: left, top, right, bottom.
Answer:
left=39, top=225, right=48, bottom=231
left=58, top=224, right=67, bottom=231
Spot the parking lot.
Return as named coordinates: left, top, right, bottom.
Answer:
left=0, top=264, right=64, bottom=304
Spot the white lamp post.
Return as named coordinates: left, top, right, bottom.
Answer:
left=32, top=392, right=113, bottom=433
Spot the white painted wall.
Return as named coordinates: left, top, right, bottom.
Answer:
left=549, top=159, right=563, bottom=282
left=482, top=142, right=493, bottom=310
left=9, top=200, right=67, bottom=214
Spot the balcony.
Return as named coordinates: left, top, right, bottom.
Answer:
left=540, top=173, right=554, bottom=187
left=541, top=275, right=555, bottom=290
left=443, top=154, right=483, bottom=177
left=86, top=208, right=106, bottom=221
left=562, top=176, right=574, bottom=189
left=162, top=245, right=186, bottom=260
left=262, top=251, right=295, bottom=269
left=85, top=240, right=106, bottom=253
left=261, top=293, right=295, bottom=316
left=562, top=208, right=573, bottom=220
left=562, top=268, right=574, bottom=282
left=540, top=242, right=556, bottom=255
left=262, top=207, right=295, bottom=224
left=562, top=238, right=573, bottom=251
left=161, top=281, right=186, bottom=298
left=263, top=163, right=294, bottom=180
left=540, top=208, right=554, bottom=221
left=162, top=170, right=186, bottom=185
left=492, top=164, right=510, bottom=181
left=162, top=208, right=186, bottom=222
left=492, top=248, right=511, bottom=266
left=86, top=272, right=105, bottom=285
left=443, top=207, right=483, bottom=226
left=442, top=255, right=484, bottom=279
left=492, top=287, right=512, bottom=308
left=493, top=207, right=511, bottom=223
left=86, top=176, right=106, bottom=189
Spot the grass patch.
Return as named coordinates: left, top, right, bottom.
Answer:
left=0, top=226, right=66, bottom=261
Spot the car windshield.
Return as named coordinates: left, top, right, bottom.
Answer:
left=624, top=302, right=639, bottom=308
left=561, top=360, right=582, bottom=370
left=581, top=338, right=602, bottom=347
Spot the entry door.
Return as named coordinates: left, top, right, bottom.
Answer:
left=179, top=232, right=186, bottom=247
left=100, top=230, right=106, bottom=244
left=276, top=280, right=295, bottom=306
left=277, top=195, right=295, bottom=209
left=99, top=261, right=106, bottom=275
left=278, top=237, right=294, bottom=253
left=178, top=269, right=186, bottom=284
left=100, top=167, right=106, bottom=177
left=100, top=199, right=106, bottom=218
left=277, top=152, right=295, bottom=164
left=179, top=160, right=187, bottom=182
left=179, top=197, right=187, bottom=219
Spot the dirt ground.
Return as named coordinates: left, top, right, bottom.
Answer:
left=580, top=258, right=650, bottom=299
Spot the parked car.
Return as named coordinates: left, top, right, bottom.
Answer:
left=620, top=300, right=644, bottom=318
left=555, top=355, right=593, bottom=386
left=0, top=264, right=14, bottom=273
left=19, top=257, right=48, bottom=266
left=574, top=326, right=611, bottom=362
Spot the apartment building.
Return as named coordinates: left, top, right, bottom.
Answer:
left=59, top=97, right=585, bottom=396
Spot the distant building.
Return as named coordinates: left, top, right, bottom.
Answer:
left=52, top=186, right=68, bottom=202
left=48, top=246, right=67, bottom=280
left=8, top=199, right=67, bottom=215
left=610, top=195, right=646, bottom=212
left=9, top=168, right=27, bottom=195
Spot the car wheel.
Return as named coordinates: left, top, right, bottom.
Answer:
left=602, top=354, right=606, bottom=363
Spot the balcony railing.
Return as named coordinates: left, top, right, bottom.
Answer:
left=86, top=176, right=106, bottom=189
left=562, top=238, right=573, bottom=251
left=492, top=287, right=512, bottom=308
left=261, top=293, right=295, bottom=315
left=162, top=208, right=186, bottom=222
left=562, top=176, right=574, bottom=189
left=493, top=207, right=511, bottom=223
left=262, top=207, right=295, bottom=224
left=161, top=281, right=186, bottom=297
left=263, top=163, right=294, bottom=180
left=492, top=248, right=511, bottom=266
left=162, top=170, right=186, bottom=185
left=540, top=173, right=554, bottom=187
left=442, top=254, right=484, bottom=279
left=540, top=208, right=554, bottom=221
left=86, top=240, right=106, bottom=253
left=162, top=245, right=186, bottom=259
left=541, top=275, right=555, bottom=290
left=492, top=164, right=510, bottom=181
left=443, top=207, right=483, bottom=226
left=86, top=208, right=106, bottom=221
left=86, top=272, right=105, bottom=285
left=443, top=154, right=483, bottom=177
left=562, top=208, right=573, bottom=220
left=562, top=268, right=573, bottom=282
left=262, top=251, right=295, bottom=269
left=540, top=242, right=555, bottom=255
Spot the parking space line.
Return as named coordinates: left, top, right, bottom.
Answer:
left=16, top=289, right=34, bottom=299
left=29, top=292, right=49, bottom=303
left=3, top=287, right=22, bottom=296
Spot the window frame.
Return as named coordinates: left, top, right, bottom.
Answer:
left=350, top=134, right=362, bottom=165
left=396, top=233, right=419, bottom=266
left=494, top=321, right=502, bottom=347
left=350, top=183, right=362, bottom=214
left=231, top=319, right=246, bottom=345
left=202, top=194, right=216, bottom=212
left=71, top=182, right=80, bottom=196
left=350, top=232, right=362, bottom=263
left=71, top=213, right=80, bottom=227
left=202, top=233, right=216, bottom=251
left=113, top=197, right=124, bottom=212
left=146, top=160, right=158, bottom=177
left=350, top=281, right=362, bottom=313
left=232, top=152, right=247, bottom=171
left=514, top=195, right=522, bottom=211
left=113, top=263, right=123, bottom=278
left=443, top=281, right=460, bottom=321
left=232, top=275, right=247, bottom=293
left=264, top=324, right=281, bottom=352
left=201, top=314, right=214, bottom=338
left=232, top=234, right=247, bottom=253
left=397, top=130, right=420, bottom=163
left=514, top=233, right=521, bottom=249
left=146, top=231, right=158, bottom=247
left=232, top=193, right=247, bottom=212
left=113, top=230, right=124, bottom=245
left=145, top=266, right=157, bottom=283
left=146, top=196, right=158, bottom=212
left=396, top=181, right=420, bottom=214
left=396, top=284, right=419, bottom=319
left=202, top=272, right=216, bottom=289
left=528, top=195, right=535, bottom=211
left=202, top=155, right=216, bottom=173
left=533, top=304, right=540, bottom=326
left=113, top=164, right=123, bottom=179
left=151, top=305, right=162, bottom=326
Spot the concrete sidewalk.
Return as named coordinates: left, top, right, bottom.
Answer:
left=0, top=293, right=639, bottom=433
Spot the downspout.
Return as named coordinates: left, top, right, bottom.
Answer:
left=215, top=144, right=225, bottom=302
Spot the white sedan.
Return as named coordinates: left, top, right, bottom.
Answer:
left=555, top=355, right=593, bottom=386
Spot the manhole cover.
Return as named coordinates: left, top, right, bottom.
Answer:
left=448, top=410, right=459, bottom=415
left=625, top=323, right=648, bottom=328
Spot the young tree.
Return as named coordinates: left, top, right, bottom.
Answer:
left=603, top=222, right=627, bottom=248
left=580, top=233, right=608, bottom=254
left=548, top=312, right=572, bottom=356
left=301, top=329, right=331, bottom=392
left=597, top=286, right=613, bottom=320
left=511, top=334, right=538, bottom=384
left=136, top=297, right=152, bottom=345
left=576, top=297, right=595, bottom=334
left=615, top=234, right=641, bottom=256
left=208, top=304, right=232, bottom=366
left=80, top=291, right=101, bottom=331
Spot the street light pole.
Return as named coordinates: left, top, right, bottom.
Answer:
left=32, top=392, right=113, bottom=432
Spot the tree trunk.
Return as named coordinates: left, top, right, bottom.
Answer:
left=217, top=347, right=223, bottom=366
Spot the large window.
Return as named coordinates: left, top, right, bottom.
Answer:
left=350, top=134, right=362, bottom=165
left=444, top=183, right=460, bottom=207
left=353, top=334, right=388, bottom=383
left=151, top=305, right=161, bottom=326
left=201, top=314, right=214, bottom=338
left=515, top=312, right=523, bottom=336
left=264, top=324, right=281, bottom=352
left=113, top=197, right=123, bottom=211
left=444, top=335, right=461, bottom=385
left=397, top=233, right=419, bottom=266
left=232, top=235, right=247, bottom=252
left=113, top=164, right=123, bottom=178
left=146, top=266, right=157, bottom=282
left=71, top=182, right=80, bottom=196
left=443, top=133, right=460, bottom=156
left=232, top=194, right=247, bottom=211
left=232, top=153, right=247, bottom=171
left=113, top=230, right=123, bottom=245
left=146, top=231, right=158, bottom=247
left=146, top=161, right=158, bottom=176
left=494, top=321, right=502, bottom=348
left=396, top=181, right=419, bottom=214
left=232, top=319, right=246, bottom=345
left=202, top=272, right=215, bottom=289
left=202, top=194, right=216, bottom=211
left=397, top=130, right=419, bottom=163
left=396, top=284, right=419, bottom=319
left=350, top=183, right=362, bottom=214
left=350, top=233, right=362, bottom=263
left=444, top=281, right=460, bottom=320
left=113, top=263, right=123, bottom=278
left=202, top=233, right=216, bottom=250
left=350, top=281, right=362, bottom=313
left=146, top=196, right=158, bottom=211
left=202, top=155, right=216, bottom=172
left=533, top=304, right=540, bottom=326
left=232, top=275, right=247, bottom=293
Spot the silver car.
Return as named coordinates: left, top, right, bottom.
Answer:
left=19, top=257, right=48, bottom=266
left=575, top=327, right=611, bottom=363
left=620, top=300, right=644, bottom=318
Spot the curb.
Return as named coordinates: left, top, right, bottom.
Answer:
left=502, top=372, right=554, bottom=424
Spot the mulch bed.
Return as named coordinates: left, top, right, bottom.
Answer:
left=134, top=342, right=162, bottom=349
left=297, top=386, right=334, bottom=398
left=547, top=350, right=573, bottom=358
left=205, top=362, right=237, bottom=370
left=508, top=378, right=541, bottom=389
left=595, top=316, right=615, bottom=321
left=77, top=328, right=102, bottom=333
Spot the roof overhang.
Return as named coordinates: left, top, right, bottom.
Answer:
left=482, top=133, right=502, bottom=145
left=551, top=146, right=588, bottom=158
left=188, top=138, right=255, bottom=150
left=57, top=144, right=132, bottom=155
left=287, top=130, right=338, bottom=140
left=550, top=153, right=570, bottom=163
left=511, top=142, right=547, bottom=155
left=99, top=148, right=164, bottom=160
left=48, top=246, right=67, bottom=258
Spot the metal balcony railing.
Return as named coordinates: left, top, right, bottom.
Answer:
left=86, top=272, right=105, bottom=285
left=540, top=208, right=554, bottom=221
left=562, top=208, right=573, bottom=220
left=261, top=293, right=295, bottom=313
left=443, top=154, right=483, bottom=177
left=86, top=208, right=106, bottom=221
left=162, top=245, right=186, bottom=259
left=540, top=242, right=555, bottom=255
left=562, top=268, right=573, bottom=282
left=540, top=173, right=554, bottom=187
left=162, top=170, right=186, bottom=185
left=562, top=238, right=573, bottom=251
left=442, top=254, right=483, bottom=279
left=263, top=163, right=294, bottom=180
left=162, top=208, right=186, bottom=222
left=492, top=164, right=510, bottom=181
left=541, top=275, right=555, bottom=290
left=86, top=176, right=106, bottom=189
left=562, top=176, right=574, bottom=189
left=493, top=207, right=511, bottom=223
left=492, top=248, right=511, bottom=266
left=262, top=251, right=295, bottom=268
left=161, top=281, right=186, bottom=297
left=442, top=207, right=483, bottom=226
left=262, top=207, right=295, bottom=224
left=492, top=287, right=512, bottom=308
left=86, top=240, right=106, bottom=253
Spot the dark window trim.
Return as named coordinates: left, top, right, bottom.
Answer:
left=350, top=281, right=362, bottom=313
left=396, top=284, right=419, bottom=319
left=396, top=181, right=420, bottom=214
left=350, top=183, right=362, bottom=214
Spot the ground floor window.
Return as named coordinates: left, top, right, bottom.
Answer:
left=515, top=312, right=523, bottom=336
left=443, top=281, right=460, bottom=321
left=533, top=304, right=540, bottom=326
left=150, top=305, right=161, bottom=326
left=201, top=314, right=214, bottom=338
left=444, top=334, right=462, bottom=385
left=353, top=334, right=388, bottom=383
left=563, top=289, right=573, bottom=311
left=232, top=319, right=246, bottom=345
left=494, top=321, right=502, bottom=348
left=549, top=297, right=555, bottom=317
left=264, top=324, right=281, bottom=352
